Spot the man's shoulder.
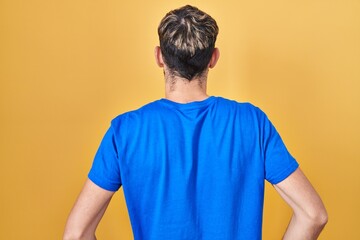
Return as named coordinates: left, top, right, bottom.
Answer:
left=110, top=99, right=163, bottom=124
left=215, top=96, right=260, bottom=111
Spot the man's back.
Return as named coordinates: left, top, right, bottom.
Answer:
left=89, top=97, right=298, bottom=239
left=63, top=6, right=327, bottom=240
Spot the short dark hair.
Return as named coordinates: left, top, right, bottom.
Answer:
left=158, top=5, right=219, bottom=80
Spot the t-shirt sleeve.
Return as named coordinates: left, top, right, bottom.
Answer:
left=259, top=109, right=299, bottom=184
left=88, top=126, right=122, bottom=191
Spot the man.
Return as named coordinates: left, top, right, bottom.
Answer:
left=64, top=5, right=327, bottom=240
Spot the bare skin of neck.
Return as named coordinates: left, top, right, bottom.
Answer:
left=154, top=46, right=220, bottom=103
left=165, top=71, right=209, bottom=104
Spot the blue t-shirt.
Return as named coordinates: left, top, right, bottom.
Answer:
left=88, top=96, right=298, bottom=240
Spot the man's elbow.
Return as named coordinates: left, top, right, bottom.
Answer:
left=306, top=206, right=328, bottom=229
left=314, top=209, right=328, bottom=228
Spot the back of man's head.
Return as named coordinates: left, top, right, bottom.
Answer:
left=158, top=5, right=219, bottom=80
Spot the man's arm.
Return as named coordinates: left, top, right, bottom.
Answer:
left=63, top=179, right=115, bottom=240
left=274, top=168, right=328, bottom=240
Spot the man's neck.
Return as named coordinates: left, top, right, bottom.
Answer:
left=165, top=76, right=208, bottom=104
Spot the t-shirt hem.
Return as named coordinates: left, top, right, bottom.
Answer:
left=268, top=162, right=299, bottom=185
left=88, top=172, right=120, bottom=192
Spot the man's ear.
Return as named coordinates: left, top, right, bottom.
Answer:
left=154, top=46, right=164, bottom=67
left=209, top=48, right=220, bottom=69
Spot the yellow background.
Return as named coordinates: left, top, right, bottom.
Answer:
left=1, top=0, right=359, bottom=239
